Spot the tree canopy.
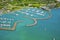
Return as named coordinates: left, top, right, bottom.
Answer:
left=0, top=0, right=60, bottom=13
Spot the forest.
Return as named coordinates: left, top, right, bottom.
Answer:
left=0, top=0, right=60, bottom=13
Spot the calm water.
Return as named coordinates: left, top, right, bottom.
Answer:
left=0, top=8, right=60, bottom=40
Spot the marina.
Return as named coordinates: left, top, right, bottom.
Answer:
left=0, top=0, right=60, bottom=40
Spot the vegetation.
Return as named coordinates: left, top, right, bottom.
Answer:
left=0, top=0, right=60, bottom=13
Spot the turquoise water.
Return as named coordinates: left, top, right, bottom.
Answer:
left=0, top=8, right=60, bottom=40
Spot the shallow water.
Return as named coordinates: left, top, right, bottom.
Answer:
left=0, top=8, right=60, bottom=40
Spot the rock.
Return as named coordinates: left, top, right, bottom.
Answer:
left=56, top=0, right=60, bottom=2
left=41, top=6, right=51, bottom=11
left=0, top=10, right=3, bottom=14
